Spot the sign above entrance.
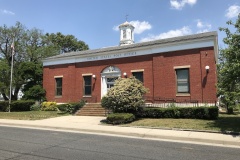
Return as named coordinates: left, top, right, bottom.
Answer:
left=85, top=51, right=137, bottom=62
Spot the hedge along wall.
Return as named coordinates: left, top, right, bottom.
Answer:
left=136, top=106, right=218, bottom=120
left=0, top=100, right=35, bottom=112
left=0, top=101, right=9, bottom=111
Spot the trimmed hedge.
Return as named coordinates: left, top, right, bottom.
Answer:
left=136, top=106, right=218, bottom=120
left=0, top=101, right=9, bottom=111
left=0, top=100, right=35, bottom=112
left=107, top=113, right=136, bottom=124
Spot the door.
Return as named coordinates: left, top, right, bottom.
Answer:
left=101, top=66, right=121, bottom=98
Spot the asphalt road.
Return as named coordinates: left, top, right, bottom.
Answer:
left=0, top=126, right=239, bottom=160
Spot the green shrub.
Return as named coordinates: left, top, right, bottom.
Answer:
left=107, top=113, right=136, bottom=124
left=208, top=106, right=219, bottom=119
left=22, top=85, right=46, bottom=102
left=101, top=77, right=148, bottom=113
left=57, top=100, right=86, bottom=114
left=0, top=101, right=9, bottom=112
left=57, top=104, right=69, bottom=112
left=30, top=104, right=41, bottom=111
left=136, top=106, right=218, bottom=120
left=41, top=102, right=58, bottom=111
left=10, top=100, right=35, bottom=111
left=0, top=101, right=34, bottom=112
left=69, top=100, right=86, bottom=114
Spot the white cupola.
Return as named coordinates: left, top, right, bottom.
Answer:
left=119, top=21, right=135, bottom=46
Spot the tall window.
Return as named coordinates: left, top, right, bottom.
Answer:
left=123, top=30, right=126, bottom=39
left=132, top=72, right=144, bottom=83
left=83, top=76, right=92, bottom=96
left=55, top=78, right=62, bottom=96
left=176, top=69, right=189, bottom=93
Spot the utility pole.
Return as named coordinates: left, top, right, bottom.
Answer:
left=9, top=38, right=15, bottom=112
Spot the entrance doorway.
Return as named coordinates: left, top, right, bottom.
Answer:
left=101, top=66, right=121, bottom=98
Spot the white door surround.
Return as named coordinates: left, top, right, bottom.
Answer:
left=101, top=66, right=121, bottom=98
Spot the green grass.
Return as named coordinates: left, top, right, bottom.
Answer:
left=123, top=113, right=240, bottom=133
left=0, top=111, right=69, bottom=120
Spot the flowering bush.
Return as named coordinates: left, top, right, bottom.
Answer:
left=41, top=102, right=58, bottom=111
left=101, top=76, right=148, bottom=113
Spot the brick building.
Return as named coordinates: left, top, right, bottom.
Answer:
left=43, top=21, right=218, bottom=104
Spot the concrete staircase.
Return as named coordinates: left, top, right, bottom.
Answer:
left=76, top=103, right=107, bottom=116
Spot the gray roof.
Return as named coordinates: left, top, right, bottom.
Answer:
left=44, top=31, right=217, bottom=60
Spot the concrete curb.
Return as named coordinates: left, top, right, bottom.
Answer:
left=0, top=122, right=239, bottom=147
left=122, top=125, right=240, bottom=136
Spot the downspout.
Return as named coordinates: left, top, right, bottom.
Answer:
left=200, top=51, right=203, bottom=103
left=152, top=56, right=155, bottom=103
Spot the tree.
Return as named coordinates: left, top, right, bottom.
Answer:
left=0, top=22, right=59, bottom=101
left=218, top=14, right=240, bottom=109
left=0, top=22, right=89, bottom=101
left=101, top=77, right=148, bottom=113
left=23, top=85, right=46, bottom=102
left=46, top=32, right=89, bottom=53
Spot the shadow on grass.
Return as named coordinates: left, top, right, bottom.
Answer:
left=208, top=113, right=240, bottom=136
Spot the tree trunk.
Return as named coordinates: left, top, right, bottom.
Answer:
left=2, top=93, right=9, bottom=101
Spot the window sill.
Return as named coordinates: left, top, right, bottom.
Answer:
left=55, top=96, right=62, bottom=98
left=176, top=93, right=190, bottom=97
left=83, top=95, right=92, bottom=97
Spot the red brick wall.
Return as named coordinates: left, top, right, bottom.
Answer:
left=43, top=47, right=217, bottom=103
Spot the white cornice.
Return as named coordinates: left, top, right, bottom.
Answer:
left=43, top=35, right=217, bottom=66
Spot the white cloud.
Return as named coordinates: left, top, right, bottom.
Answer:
left=113, top=25, right=119, bottom=31
left=140, top=26, right=192, bottom=42
left=113, top=20, right=152, bottom=34
left=129, top=21, right=152, bottom=34
left=196, top=19, right=211, bottom=33
left=225, top=5, right=240, bottom=18
left=170, top=0, right=197, bottom=10
left=0, top=9, right=15, bottom=15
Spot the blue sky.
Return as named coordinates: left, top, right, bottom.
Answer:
left=0, top=0, right=240, bottom=49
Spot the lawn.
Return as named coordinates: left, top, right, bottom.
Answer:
left=123, top=113, right=240, bottom=133
left=0, top=111, right=69, bottom=120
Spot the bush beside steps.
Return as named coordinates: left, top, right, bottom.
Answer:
left=107, top=113, right=135, bottom=124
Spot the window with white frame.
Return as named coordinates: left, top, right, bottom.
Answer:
left=132, top=71, right=144, bottom=83
left=83, top=76, right=92, bottom=96
left=55, top=78, right=62, bottom=96
left=176, top=69, right=190, bottom=93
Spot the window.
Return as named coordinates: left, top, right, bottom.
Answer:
left=176, top=69, right=189, bottom=93
left=83, top=76, right=92, bottom=96
left=106, top=77, right=118, bottom=91
left=123, top=30, right=126, bottom=39
left=132, top=72, right=143, bottom=83
left=55, top=78, right=62, bottom=96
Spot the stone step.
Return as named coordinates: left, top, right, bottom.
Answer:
left=76, top=103, right=107, bottom=116
left=78, top=110, right=105, bottom=113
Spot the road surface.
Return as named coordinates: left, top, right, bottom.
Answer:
left=0, top=126, right=239, bottom=160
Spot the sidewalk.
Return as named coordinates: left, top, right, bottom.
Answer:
left=0, top=116, right=239, bottom=147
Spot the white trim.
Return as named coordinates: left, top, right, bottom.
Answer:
left=174, top=65, right=191, bottom=69
left=83, top=95, right=92, bottom=97
left=82, top=73, right=93, bottom=76
left=54, top=75, right=63, bottom=78
left=43, top=38, right=216, bottom=66
left=131, top=69, right=144, bottom=72
left=176, top=93, right=191, bottom=97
